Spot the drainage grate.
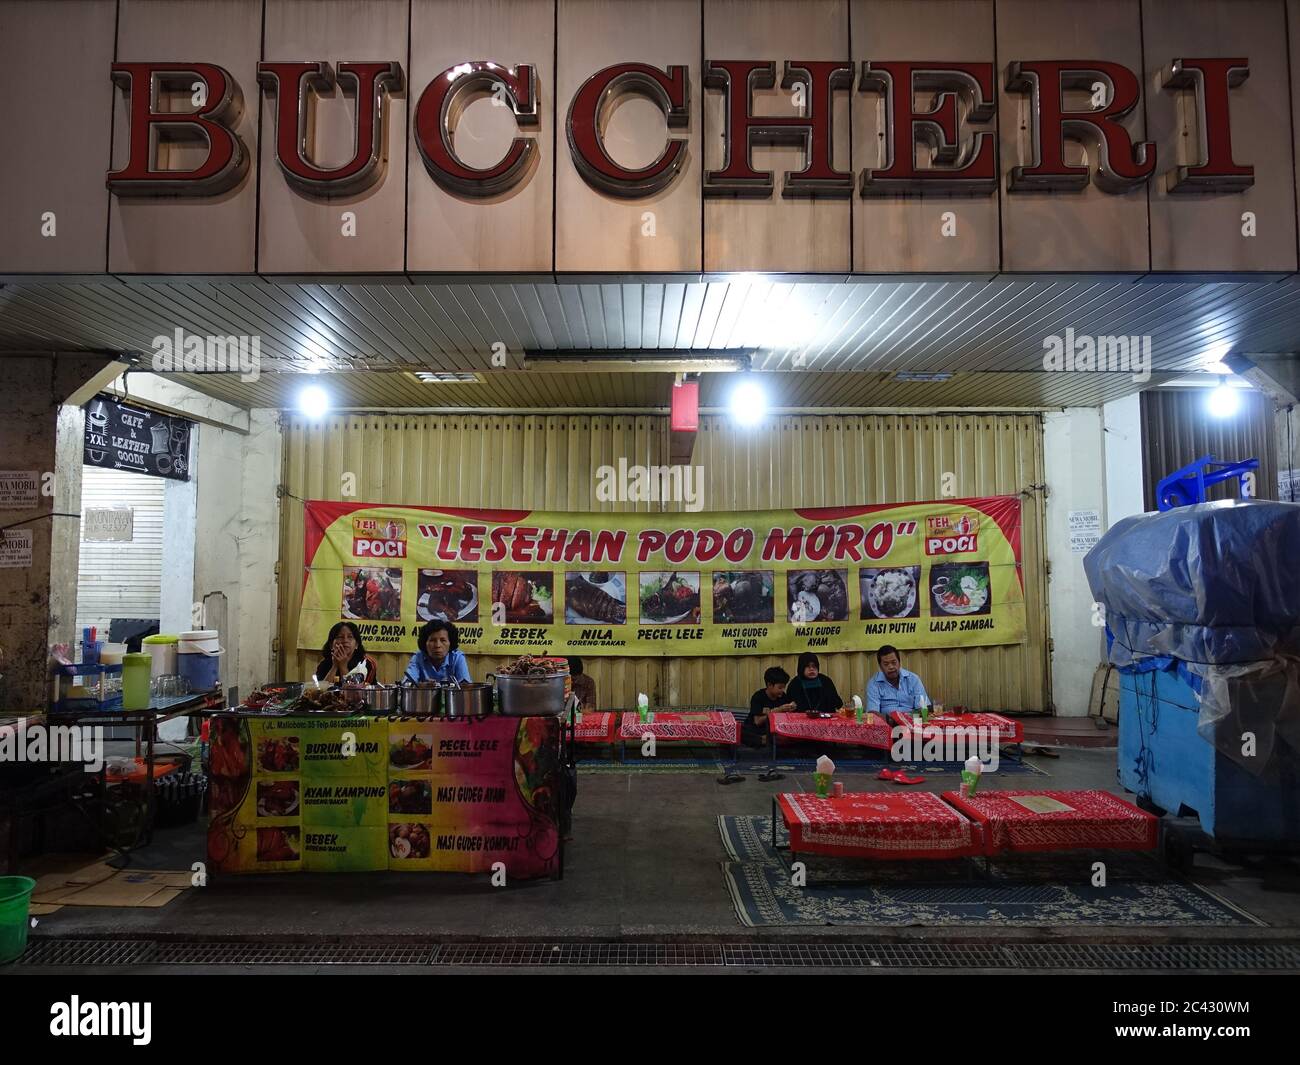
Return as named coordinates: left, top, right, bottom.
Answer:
left=13, top=939, right=154, bottom=967
left=16, top=939, right=437, bottom=967
left=434, top=943, right=727, bottom=967
left=12, top=938, right=1300, bottom=971
left=149, top=942, right=439, bottom=966
left=1013, top=943, right=1300, bottom=972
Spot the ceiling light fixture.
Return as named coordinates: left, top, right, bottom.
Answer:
left=524, top=350, right=752, bottom=373
left=729, top=377, right=767, bottom=426
left=1207, top=376, right=1241, bottom=418
left=410, top=371, right=481, bottom=383
left=298, top=385, right=330, bottom=419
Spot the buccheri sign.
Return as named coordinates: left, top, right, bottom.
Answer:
left=107, top=55, right=1253, bottom=200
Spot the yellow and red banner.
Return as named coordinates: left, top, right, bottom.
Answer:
left=297, top=497, right=1026, bottom=657
left=207, top=715, right=562, bottom=878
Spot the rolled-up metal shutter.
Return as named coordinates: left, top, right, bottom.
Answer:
left=75, top=466, right=165, bottom=636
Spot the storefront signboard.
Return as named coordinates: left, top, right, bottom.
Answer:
left=297, top=495, right=1027, bottom=657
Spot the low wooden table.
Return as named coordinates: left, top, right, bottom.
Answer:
left=773, top=790, right=985, bottom=861
left=889, top=710, right=1024, bottom=762
left=942, top=789, right=1159, bottom=854
left=767, top=711, right=892, bottom=760
left=618, top=710, right=739, bottom=760
left=572, top=711, right=618, bottom=745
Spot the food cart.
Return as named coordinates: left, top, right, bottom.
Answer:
left=205, top=663, right=572, bottom=880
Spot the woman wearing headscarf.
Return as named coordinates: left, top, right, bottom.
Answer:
left=783, top=651, right=844, bottom=714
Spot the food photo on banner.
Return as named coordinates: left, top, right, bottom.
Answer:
left=296, top=497, right=1026, bottom=658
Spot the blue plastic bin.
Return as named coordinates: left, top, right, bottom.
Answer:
left=1118, top=666, right=1300, bottom=841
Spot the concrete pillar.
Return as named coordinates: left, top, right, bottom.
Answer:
left=193, top=409, right=282, bottom=696
left=0, top=354, right=116, bottom=709
left=160, top=445, right=197, bottom=634
left=1042, top=408, right=1107, bottom=717
left=1102, top=394, right=1146, bottom=525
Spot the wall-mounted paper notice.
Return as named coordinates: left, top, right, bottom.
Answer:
left=1279, top=468, right=1299, bottom=503
left=1068, top=509, right=1101, bottom=554
left=0, top=471, right=39, bottom=509
left=0, top=528, right=33, bottom=568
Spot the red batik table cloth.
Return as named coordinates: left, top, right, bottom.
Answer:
left=889, top=711, right=1023, bottom=744
left=618, top=711, right=739, bottom=745
left=769, top=712, right=893, bottom=751
left=941, top=789, right=1158, bottom=854
left=572, top=712, right=618, bottom=743
left=775, top=791, right=985, bottom=859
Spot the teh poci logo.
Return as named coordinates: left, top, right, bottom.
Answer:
left=924, top=514, right=979, bottom=556
left=353, top=517, right=407, bottom=559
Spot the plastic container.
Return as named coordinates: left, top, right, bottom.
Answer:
left=122, top=653, right=152, bottom=710
left=0, top=876, right=36, bottom=964
left=176, top=630, right=223, bottom=694
left=1119, top=666, right=1300, bottom=841
left=178, top=630, right=221, bottom=655
left=141, top=634, right=179, bottom=678
left=178, top=651, right=221, bottom=693
left=99, top=642, right=128, bottom=666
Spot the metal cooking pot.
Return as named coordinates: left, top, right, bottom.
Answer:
left=441, top=682, right=494, bottom=718
left=401, top=684, right=442, bottom=715
left=490, top=671, right=567, bottom=716
left=351, top=684, right=401, bottom=714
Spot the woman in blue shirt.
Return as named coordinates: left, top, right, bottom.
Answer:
left=405, top=620, right=472, bottom=684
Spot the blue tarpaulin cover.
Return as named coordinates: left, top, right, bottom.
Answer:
left=1085, top=500, right=1300, bottom=775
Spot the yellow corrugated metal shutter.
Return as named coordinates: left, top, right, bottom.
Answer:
left=278, top=412, right=1049, bottom=711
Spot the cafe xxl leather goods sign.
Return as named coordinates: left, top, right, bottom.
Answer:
left=297, top=496, right=1026, bottom=658
left=83, top=395, right=192, bottom=481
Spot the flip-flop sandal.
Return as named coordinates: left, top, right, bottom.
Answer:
left=877, top=768, right=899, bottom=781
left=758, top=769, right=784, bottom=782
left=892, top=772, right=926, bottom=785
left=717, top=772, right=747, bottom=785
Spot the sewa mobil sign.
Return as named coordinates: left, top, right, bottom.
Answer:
left=105, top=55, right=1255, bottom=202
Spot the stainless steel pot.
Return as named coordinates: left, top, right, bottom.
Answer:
left=401, top=684, right=442, bottom=715
left=354, top=684, right=402, bottom=714
left=490, top=672, right=567, bottom=716
left=441, top=682, right=494, bottom=718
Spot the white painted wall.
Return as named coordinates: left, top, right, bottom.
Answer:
left=1043, top=408, right=1107, bottom=716
left=1102, top=394, right=1146, bottom=526
left=160, top=450, right=197, bottom=636
left=192, top=410, right=281, bottom=698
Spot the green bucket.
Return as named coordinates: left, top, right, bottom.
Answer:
left=0, top=876, right=36, bottom=964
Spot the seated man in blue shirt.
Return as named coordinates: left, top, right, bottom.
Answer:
left=865, top=645, right=930, bottom=720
